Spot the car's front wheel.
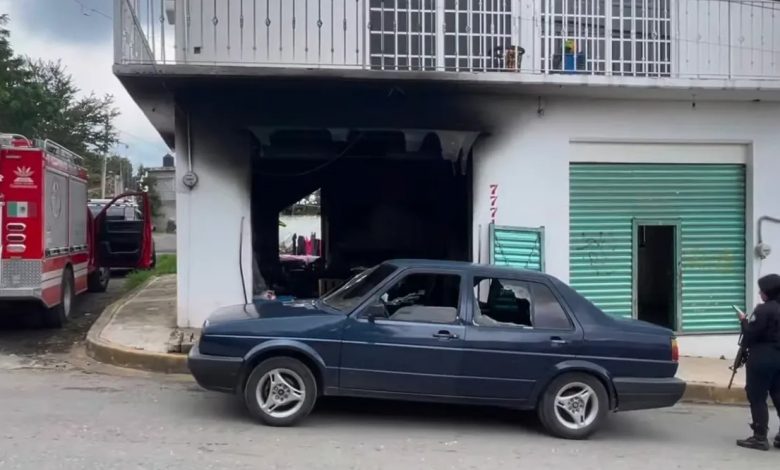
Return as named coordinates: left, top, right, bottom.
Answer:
left=537, top=372, right=609, bottom=440
left=244, top=357, right=317, bottom=427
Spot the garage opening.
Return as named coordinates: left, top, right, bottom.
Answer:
left=251, top=130, right=473, bottom=300
left=636, top=224, right=678, bottom=330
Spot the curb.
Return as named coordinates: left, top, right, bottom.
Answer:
left=681, top=382, right=748, bottom=406
left=85, top=276, right=189, bottom=374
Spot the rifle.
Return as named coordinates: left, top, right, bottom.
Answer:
left=728, top=341, right=748, bottom=389
left=728, top=305, right=750, bottom=389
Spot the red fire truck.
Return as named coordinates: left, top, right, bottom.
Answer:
left=0, top=133, right=153, bottom=327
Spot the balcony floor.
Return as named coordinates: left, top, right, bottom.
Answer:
left=115, top=63, right=780, bottom=148
left=116, top=63, right=780, bottom=100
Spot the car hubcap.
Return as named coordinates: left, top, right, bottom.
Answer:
left=256, top=368, right=306, bottom=419
left=554, top=382, right=598, bottom=430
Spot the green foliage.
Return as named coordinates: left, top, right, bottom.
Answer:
left=0, top=15, right=131, bottom=190
left=125, top=254, right=177, bottom=292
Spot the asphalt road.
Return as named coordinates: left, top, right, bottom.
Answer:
left=0, top=364, right=777, bottom=470
left=0, top=274, right=125, bottom=361
left=0, top=267, right=777, bottom=469
left=153, top=232, right=176, bottom=254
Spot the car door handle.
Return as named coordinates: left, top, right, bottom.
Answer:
left=550, top=336, right=568, bottom=345
left=432, top=330, right=459, bottom=340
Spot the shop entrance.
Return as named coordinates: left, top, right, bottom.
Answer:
left=635, top=221, right=679, bottom=330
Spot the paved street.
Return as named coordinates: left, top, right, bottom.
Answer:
left=153, top=233, right=177, bottom=254
left=0, top=364, right=777, bottom=470
left=0, top=275, right=125, bottom=363
left=0, top=269, right=775, bottom=469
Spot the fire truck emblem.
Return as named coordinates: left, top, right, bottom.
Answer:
left=12, top=166, right=34, bottom=187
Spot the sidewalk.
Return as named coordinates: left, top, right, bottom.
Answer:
left=86, top=275, right=196, bottom=374
left=87, top=276, right=750, bottom=404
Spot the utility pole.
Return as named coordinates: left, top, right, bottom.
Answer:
left=101, top=153, right=108, bottom=198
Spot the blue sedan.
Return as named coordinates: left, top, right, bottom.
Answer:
left=188, top=260, right=685, bottom=439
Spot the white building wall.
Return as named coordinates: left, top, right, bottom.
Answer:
left=472, top=98, right=780, bottom=358
left=175, top=113, right=253, bottom=328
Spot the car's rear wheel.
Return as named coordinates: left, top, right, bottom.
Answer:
left=537, top=372, right=608, bottom=440
left=244, top=357, right=317, bottom=427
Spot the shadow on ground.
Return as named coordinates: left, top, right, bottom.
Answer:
left=189, top=391, right=671, bottom=443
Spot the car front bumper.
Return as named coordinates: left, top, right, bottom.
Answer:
left=613, top=377, right=686, bottom=412
left=187, top=344, right=244, bottom=394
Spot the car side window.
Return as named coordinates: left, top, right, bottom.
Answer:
left=529, top=282, right=573, bottom=330
left=473, top=277, right=572, bottom=330
left=367, top=273, right=461, bottom=325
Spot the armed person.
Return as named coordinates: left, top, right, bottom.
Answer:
left=736, top=274, right=780, bottom=451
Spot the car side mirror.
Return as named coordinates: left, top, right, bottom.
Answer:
left=363, top=303, right=386, bottom=323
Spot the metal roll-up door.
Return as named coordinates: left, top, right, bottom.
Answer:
left=569, top=163, right=746, bottom=333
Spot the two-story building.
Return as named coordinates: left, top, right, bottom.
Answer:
left=114, top=0, right=780, bottom=358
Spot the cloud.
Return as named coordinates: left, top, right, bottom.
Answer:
left=13, top=0, right=112, bottom=44
left=0, top=0, right=171, bottom=168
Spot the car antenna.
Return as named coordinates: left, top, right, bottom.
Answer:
left=239, top=216, right=249, bottom=305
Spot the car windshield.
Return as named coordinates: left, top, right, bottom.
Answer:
left=321, top=264, right=397, bottom=312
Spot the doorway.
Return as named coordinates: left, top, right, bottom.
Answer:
left=634, top=222, right=679, bottom=330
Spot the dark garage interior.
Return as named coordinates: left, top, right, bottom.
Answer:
left=250, top=129, right=474, bottom=299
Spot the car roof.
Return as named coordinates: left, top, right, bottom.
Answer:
left=383, top=259, right=551, bottom=281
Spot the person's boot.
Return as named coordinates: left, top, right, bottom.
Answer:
left=736, top=424, right=770, bottom=451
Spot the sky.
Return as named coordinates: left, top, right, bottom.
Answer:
left=0, top=0, right=171, bottom=168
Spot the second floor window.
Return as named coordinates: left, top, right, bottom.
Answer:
left=541, top=0, right=672, bottom=77
left=369, top=0, right=514, bottom=72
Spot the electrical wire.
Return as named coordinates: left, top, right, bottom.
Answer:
left=72, top=0, right=112, bottom=20
left=252, top=133, right=365, bottom=178
left=239, top=216, right=248, bottom=305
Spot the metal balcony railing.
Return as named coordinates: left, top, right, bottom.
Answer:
left=115, top=0, right=780, bottom=81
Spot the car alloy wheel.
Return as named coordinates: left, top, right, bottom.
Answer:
left=538, top=372, right=608, bottom=440
left=244, top=357, right=317, bottom=426
left=256, top=368, right=306, bottom=420
left=553, top=382, right=598, bottom=431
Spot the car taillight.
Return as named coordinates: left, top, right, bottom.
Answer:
left=671, top=337, right=679, bottom=362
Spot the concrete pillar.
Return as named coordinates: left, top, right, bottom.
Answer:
left=175, top=111, right=253, bottom=327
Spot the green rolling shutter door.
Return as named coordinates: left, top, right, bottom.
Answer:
left=491, top=225, right=544, bottom=272
left=569, top=163, right=746, bottom=333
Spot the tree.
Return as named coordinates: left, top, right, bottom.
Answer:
left=0, top=15, right=126, bottom=189
left=0, top=14, right=31, bottom=131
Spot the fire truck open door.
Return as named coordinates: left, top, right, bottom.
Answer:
left=93, top=192, right=154, bottom=269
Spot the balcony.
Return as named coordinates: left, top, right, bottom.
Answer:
left=115, top=0, right=780, bottom=92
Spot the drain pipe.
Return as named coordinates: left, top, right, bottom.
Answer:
left=756, top=216, right=780, bottom=259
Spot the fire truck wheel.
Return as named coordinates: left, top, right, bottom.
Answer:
left=42, top=268, right=75, bottom=329
left=87, top=267, right=111, bottom=293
